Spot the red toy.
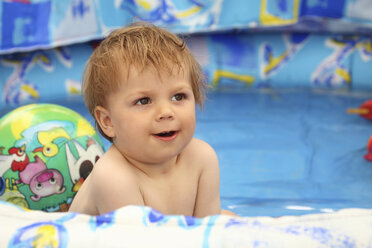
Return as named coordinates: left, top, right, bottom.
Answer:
left=365, top=136, right=372, bottom=161
left=347, top=100, right=372, bottom=161
left=347, top=100, right=372, bottom=119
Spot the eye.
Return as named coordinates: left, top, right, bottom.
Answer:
left=49, top=177, right=56, bottom=184
left=17, top=148, right=25, bottom=156
left=135, top=97, right=151, bottom=105
left=36, top=183, right=43, bottom=190
left=172, top=93, right=185, bottom=101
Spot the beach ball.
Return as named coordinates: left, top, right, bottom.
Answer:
left=0, top=104, right=105, bottom=212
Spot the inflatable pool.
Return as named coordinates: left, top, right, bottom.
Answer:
left=2, top=199, right=372, bottom=247
left=1, top=88, right=372, bottom=246
left=1, top=0, right=372, bottom=246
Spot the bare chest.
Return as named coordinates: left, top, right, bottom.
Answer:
left=140, top=174, right=198, bottom=216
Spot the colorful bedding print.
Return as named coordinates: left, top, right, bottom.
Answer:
left=0, top=200, right=372, bottom=247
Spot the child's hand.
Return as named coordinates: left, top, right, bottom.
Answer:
left=221, top=209, right=238, bottom=216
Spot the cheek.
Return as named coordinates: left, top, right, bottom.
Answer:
left=182, top=107, right=196, bottom=128
left=114, top=113, right=148, bottom=137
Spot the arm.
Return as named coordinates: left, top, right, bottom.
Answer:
left=192, top=140, right=221, bottom=218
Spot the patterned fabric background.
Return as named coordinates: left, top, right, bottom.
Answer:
left=1, top=0, right=372, bottom=110
left=1, top=0, right=372, bottom=53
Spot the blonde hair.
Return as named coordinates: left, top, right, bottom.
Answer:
left=83, top=22, right=207, bottom=141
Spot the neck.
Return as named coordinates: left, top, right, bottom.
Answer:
left=113, top=145, right=180, bottom=178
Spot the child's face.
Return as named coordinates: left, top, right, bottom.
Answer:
left=103, top=66, right=196, bottom=164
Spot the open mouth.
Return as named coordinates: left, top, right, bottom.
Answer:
left=153, top=131, right=178, bottom=141
left=156, top=131, right=176, bottom=137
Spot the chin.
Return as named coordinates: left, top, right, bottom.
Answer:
left=145, top=147, right=184, bottom=164
left=149, top=152, right=180, bottom=164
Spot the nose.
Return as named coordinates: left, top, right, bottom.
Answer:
left=156, top=103, right=174, bottom=121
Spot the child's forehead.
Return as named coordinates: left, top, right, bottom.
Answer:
left=112, top=64, right=192, bottom=94
left=121, top=63, right=189, bottom=82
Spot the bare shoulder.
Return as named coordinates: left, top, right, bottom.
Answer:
left=187, top=138, right=218, bottom=157
left=90, top=146, right=137, bottom=186
left=90, top=147, right=137, bottom=189
left=184, top=138, right=219, bottom=169
left=88, top=146, right=143, bottom=214
left=188, top=138, right=221, bottom=217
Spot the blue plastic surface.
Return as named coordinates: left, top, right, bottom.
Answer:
left=197, top=89, right=372, bottom=216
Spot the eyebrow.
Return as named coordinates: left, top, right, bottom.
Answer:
left=125, top=81, right=193, bottom=98
left=172, top=84, right=193, bottom=92
left=126, top=90, right=152, bottom=99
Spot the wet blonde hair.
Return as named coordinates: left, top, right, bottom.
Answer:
left=83, top=22, right=207, bottom=141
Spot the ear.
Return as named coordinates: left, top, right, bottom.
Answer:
left=94, top=106, right=115, bottom=138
